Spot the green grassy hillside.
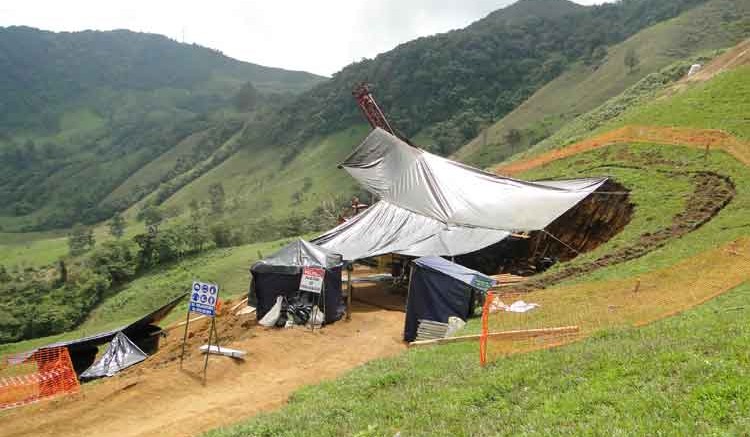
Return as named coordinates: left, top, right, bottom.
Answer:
left=0, top=236, right=299, bottom=355
left=454, top=0, right=750, bottom=168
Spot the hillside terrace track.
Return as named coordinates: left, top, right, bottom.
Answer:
left=515, top=170, right=735, bottom=291
left=491, top=125, right=749, bottom=291
left=494, top=125, right=750, bottom=176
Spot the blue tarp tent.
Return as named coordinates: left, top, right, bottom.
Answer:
left=404, top=256, right=496, bottom=342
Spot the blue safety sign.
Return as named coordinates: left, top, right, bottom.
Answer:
left=189, top=281, right=220, bottom=317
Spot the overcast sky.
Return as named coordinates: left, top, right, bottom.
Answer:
left=0, top=0, right=613, bottom=76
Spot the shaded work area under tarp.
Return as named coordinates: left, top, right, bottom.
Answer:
left=16, top=293, right=186, bottom=377
left=250, top=239, right=346, bottom=326
left=404, top=256, right=496, bottom=342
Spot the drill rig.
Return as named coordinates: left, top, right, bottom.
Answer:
left=352, top=82, right=415, bottom=146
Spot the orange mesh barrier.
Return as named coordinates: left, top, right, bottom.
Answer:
left=0, top=347, right=80, bottom=410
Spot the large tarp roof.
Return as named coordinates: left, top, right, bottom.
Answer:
left=313, top=201, right=509, bottom=261
left=251, top=239, right=343, bottom=274
left=315, top=129, right=606, bottom=261
left=340, top=128, right=606, bottom=231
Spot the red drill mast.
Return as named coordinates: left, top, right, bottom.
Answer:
left=352, top=82, right=414, bottom=146
left=352, top=82, right=394, bottom=134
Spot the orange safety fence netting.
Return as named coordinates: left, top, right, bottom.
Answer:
left=0, top=346, right=80, bottom=410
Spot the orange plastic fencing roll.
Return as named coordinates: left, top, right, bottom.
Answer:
left=0, top=346, right=80, bottom=410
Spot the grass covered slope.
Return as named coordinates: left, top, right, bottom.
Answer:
left=454, top=0, right=750, bottom=168
left=0, top=236, right=299, bottom=356
left=208, top=282, right=750, bottom=437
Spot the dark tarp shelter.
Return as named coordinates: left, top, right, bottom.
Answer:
left=404, top=256, right=496, bottom=342
left=13, top=294, right=186, bottom=376
left=79, top=332, right=148, bottom=380
left=250, top=239, right=345, bottom=324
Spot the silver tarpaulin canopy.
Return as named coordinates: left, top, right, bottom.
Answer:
left=340, top=128, right=607, bottom=231
left=313, top=201, right=510, bottom=260
left=315, top=128, right=606, bottom=261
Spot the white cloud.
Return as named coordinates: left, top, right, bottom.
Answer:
left=0, top=0, right=614, bottom=76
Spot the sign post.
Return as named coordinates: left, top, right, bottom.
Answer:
left=179, top=281, right=220, bottom=384
left=300, top=267, right=325, bottom=331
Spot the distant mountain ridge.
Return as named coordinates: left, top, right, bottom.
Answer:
left=0, top=0, right=724, bottom=232
left=0, top=26, right=325, bottom=132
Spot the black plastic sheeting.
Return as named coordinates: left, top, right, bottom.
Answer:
left=250, top=266, right=345, bottom=324
left=403, top=257, right=496, bottom=342
left=12, top=294, right=186, bottom=375
left=79, top=332, right=148, bottom=380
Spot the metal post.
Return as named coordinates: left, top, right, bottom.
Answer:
left=179, top=308, right=191, bottom=369
left=202, top=318, right=215, bottom=384
left=311, top=279, right=325, bottom=332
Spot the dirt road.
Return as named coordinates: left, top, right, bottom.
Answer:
left=1, top=301, right=405, bottom=437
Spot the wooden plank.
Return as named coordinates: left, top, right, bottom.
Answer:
left=408, top=326, right=579, bottom=347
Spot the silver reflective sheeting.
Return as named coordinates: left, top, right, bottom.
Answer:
left=313, top=201, right=509, bottom=261
left=341, top=128, right=607, bottom=231
left=79, top=332, right=148, bottom=379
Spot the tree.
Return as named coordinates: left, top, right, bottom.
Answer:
left=505, top=128, right=523, bottom=155
left=109, top=212, right=126, bottom=239
left=234, top=81, right=260, bottom=112
left=0, top=264, right=10, bottom=282
left=68, top=224, right=95, bottom=256
left=624, top=47, right=639, bottom=73
left=208, top=183, right=226, bottom=215
left=57, top=260, right=67, bottom=285
left=139, top=206, right=163, bottom=232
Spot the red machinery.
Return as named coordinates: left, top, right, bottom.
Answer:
left=352, top=82, right=415, bottom=146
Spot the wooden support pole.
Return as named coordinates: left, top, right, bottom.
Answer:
left=408, top=325, right=580, bottom=348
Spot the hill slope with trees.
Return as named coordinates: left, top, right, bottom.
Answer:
left=0, top=27, right=325, bottom=231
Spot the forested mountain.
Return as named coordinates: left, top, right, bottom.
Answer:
left=0, top=27, right=324, bottom=230
left=0, top=0, right=728, bottom=232
left=262, top=0, right=708, bottom=155
left=0, top=27, right=323, bottom=132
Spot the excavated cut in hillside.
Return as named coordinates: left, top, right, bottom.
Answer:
left=458, top=179, right=634, bottom=275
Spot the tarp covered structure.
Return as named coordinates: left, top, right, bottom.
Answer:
left=315, top=128, right=606, bottom=260
left=250, top=239, right=345, bottom=324
left=12, top=294, right=186, bottom=375
left=314, top=201, right=510, bottom=260
left=79, top=332, right=148, bottom=380
left=404, top=256, right=496, bottom=342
